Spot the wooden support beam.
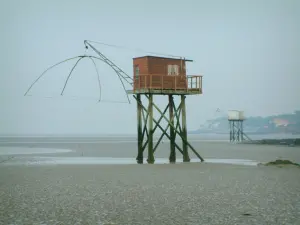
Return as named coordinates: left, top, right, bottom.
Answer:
left=142, top=104, right=169, bottom=152
left=228, top=121, right=231, bottom=142
left=169, top=95, right=176, bottom=163
left=151, top=100, right=184, bottom=155
left=153, top=104, right=169, bottom=133
left=152, top=121, right=183, bottom=154
left=148, top=96, right=204, bottom=162
left=136, top=94, right=143, bottom=164
left=133, top=95, right=183, bottom=154
left=241, top=121, right=244, bottom=142
left=153, top=104, right=171, bottom=152
left=147, top=94, right=155, bottom=164
left=133, top=94, right=204, bottom=164
left=233, top=121, right=235, bottom=142
left=141, top=108, right=149, bottom=143
left=140, top=104, right=149, bottom=152
left=181, top=95, right=190, bottom=162
left=153, top=131, right=165, bottom=153
left=173, top=102, right=183, bottom=140
left=229, top=120, right=245, bottom=143
left=237, top=122, right=240, bottom=141
left=142, top=139, right=148, bottom=152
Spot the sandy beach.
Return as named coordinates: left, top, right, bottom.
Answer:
left=0, top=136, right=300, bottom=225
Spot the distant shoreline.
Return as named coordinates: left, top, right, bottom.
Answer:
left=1, top=132, right=300, bottom=139
left=1, top=131, right=299, bottom=137
left=242, top=138, right=300, bottom=146
left=188, top=130, right=300, bottom=135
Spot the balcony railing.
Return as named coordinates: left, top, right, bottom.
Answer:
left=187, top=75, right=202, bottom=90
left=133, top=74, right=202, bottom=93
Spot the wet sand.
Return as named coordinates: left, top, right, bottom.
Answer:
left=0, top=137, right=300, bottom=224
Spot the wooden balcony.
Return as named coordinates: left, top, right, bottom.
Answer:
left=127, top=74, right=203, bottom=95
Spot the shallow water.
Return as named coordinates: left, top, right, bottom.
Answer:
left=0, top=145, right=258, bottom=166
left=0, top=147, right=72, bottom=155
left=2, top=155, right=259, bottom=166
left=1, top=137, right=299, bottom=166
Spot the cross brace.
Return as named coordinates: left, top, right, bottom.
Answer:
left=134, top=94, right=204, bottom=164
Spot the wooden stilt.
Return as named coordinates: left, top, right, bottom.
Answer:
left=136, top=94, right=143, bottom=164
left=169, top=95, right=176, bottom=163
left=147, top=94, right=155, bottom=164
left=181, top=95, right=190, bottom=162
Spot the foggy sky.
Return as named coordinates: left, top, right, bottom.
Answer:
left=0, top=0, right=299, bottom=135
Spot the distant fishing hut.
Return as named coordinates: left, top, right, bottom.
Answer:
left=228, top=110, right=245, bottom=142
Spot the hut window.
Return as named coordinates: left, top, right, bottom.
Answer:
left=135, top=66, right=139, bottom=80
left=174, top=65, right=179, bottom=75
left=168, top=65, right=172, bottom=75
left=168, top=65, right=179, bottom=75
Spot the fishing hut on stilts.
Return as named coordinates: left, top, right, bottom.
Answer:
left=127, top=56, right=204, bottom=164
left=228, top=110, right=248, bottom=142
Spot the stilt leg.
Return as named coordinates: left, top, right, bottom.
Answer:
left=169, top=95, right=176, bottom=163
left=136, top=94, right=143, bottom=164
left=147, top=94, right=155, bottom=164
left=181, top=95, right=190, bottom=162
left=241, top=121, right=244, bottom=142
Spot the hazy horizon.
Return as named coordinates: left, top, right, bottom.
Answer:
left=1, top=0, right=299, bottom=135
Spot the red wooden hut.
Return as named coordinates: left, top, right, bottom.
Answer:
left=133, top=56, right=193, bottom=91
